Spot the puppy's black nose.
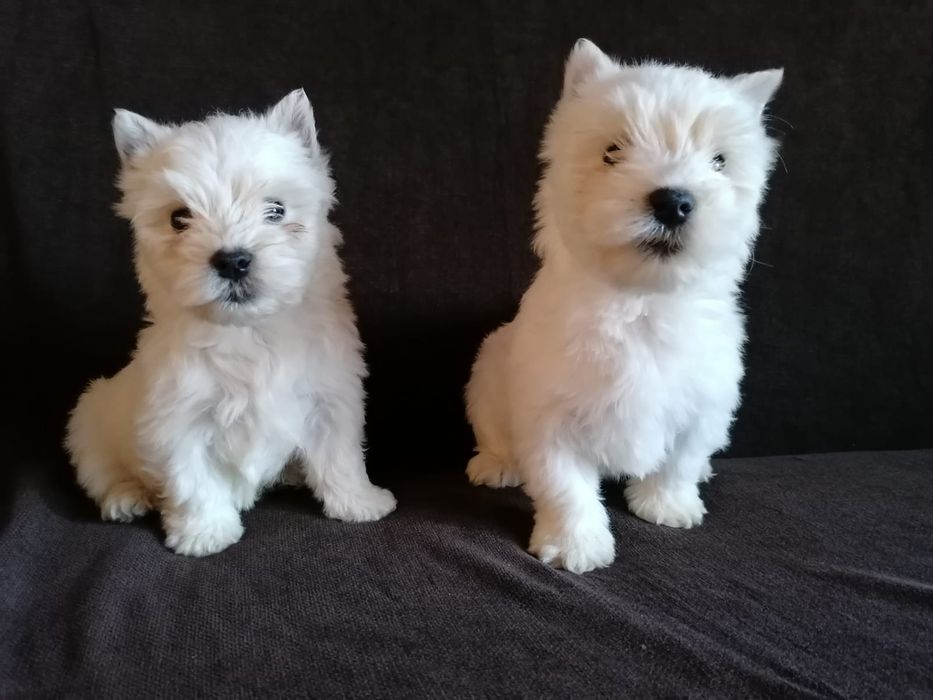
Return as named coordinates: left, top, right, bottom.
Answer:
left=210, top=249, right=252, bottom=280
left=648, top=188, right=695, bottom=228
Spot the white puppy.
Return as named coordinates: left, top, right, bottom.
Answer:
left=66, top=90, right=396, bottom=556
left=466, top=41, right=782, bottom=573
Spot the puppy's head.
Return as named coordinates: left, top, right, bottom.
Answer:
left=537, top=40, right=782, bottom=291
left=113, top=90, right=336, bottom=324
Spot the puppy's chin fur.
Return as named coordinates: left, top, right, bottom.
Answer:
left=65, top=90, right=396, bottom=557
left=466, top=40, right=782, bottom=573
left=190, top=300, right=277, bottom=327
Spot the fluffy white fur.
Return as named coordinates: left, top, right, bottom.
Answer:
left=466, top=40, right=782, bottom=573
left=66, top=90, right=395, bottom=556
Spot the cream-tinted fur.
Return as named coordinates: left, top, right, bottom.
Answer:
left=466, top=41, right=782, bottom=573
left=66, top=90, right=395, bottom=556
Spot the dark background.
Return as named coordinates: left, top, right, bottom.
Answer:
left=2, top=0, right=931, bottom=473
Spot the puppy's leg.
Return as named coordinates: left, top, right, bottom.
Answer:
left=231, top=439, right=296, bottom=511
left=465, top=325, right=522, bottom=488
left=624, top=410, right=731, bottom=528
left=66, top=376, right=152, bottom=522
left=525, top=445, right=615, bottom=574
left=300, top=399, right=396, bottom=522
left=158, top=441, right=244, bottom=557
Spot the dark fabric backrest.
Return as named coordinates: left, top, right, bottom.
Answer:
left=2, top=0, right=931, bottom=465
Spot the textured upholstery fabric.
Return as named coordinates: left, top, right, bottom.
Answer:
left=2, top=451, right=932, bottom=697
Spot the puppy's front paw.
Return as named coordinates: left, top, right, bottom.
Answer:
left=100, top=483, right=152, bottom=522
left=625, top=478, right=706, bottom=528
left=164, top=513, right=244, bottom=557
left=466, top=452, right=522, bottom=488
left=528, top=516, right=615, bottom=574
left=323, top=484, right=397, bottom=523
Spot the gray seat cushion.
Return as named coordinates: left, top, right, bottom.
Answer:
left=2, top=450, right=930, bottom=697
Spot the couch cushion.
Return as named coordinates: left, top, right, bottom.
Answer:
left=2, top=450, right=930, bottom=697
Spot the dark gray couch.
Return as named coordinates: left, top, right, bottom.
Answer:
left=2, top=1, right=931, bottom=697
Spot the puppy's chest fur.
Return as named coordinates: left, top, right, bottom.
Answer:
left=555, top=290, right=744, bottom=470
left=143, top=320, right=314, bottom=458
left=201, top=332, right=294, bottom=429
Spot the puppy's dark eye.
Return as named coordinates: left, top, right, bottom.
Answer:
left=170, top=207, right=191, bottom=232
left=603, top=143, right=622, bottom=166
left=712, top=153, right=726, bottom=171
left=264, top=200, right=286, bottom=223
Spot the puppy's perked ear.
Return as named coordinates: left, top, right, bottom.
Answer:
left=730, top=69, right=783, bottom=114
left=113, top=109, right=169, bottom=163
left=563, top=39, right=616, bottom=98
left=266, top=88, right=319, bottom=155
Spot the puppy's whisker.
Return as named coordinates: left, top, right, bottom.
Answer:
left=765, top=113, right=795, bottom=129
left=776, top=153, right=788, bottom=174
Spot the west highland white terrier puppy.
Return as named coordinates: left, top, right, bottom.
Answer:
left=466, top=40, right=782, bottom=573
left=66, top=90, right=396, bottom=556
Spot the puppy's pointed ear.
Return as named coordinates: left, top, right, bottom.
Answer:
left=563, top=39, right=615, bottom=97
left=113, top=109, right=168, bottom=163
left=730, top=69, right=783, bottom=114
left=266, top=88, right=319, bottom=154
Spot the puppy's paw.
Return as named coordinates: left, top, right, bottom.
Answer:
left=164, top=513, right=244, bottom=557
left=323, top=484, right=397, bottom=523
left=625, top=478, right=706, bottom=528
left=100, top=483, right=152, bottom=522
left=466, top=452, right=522, bottom=488
left=528, top=516, right=615, bottom=574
